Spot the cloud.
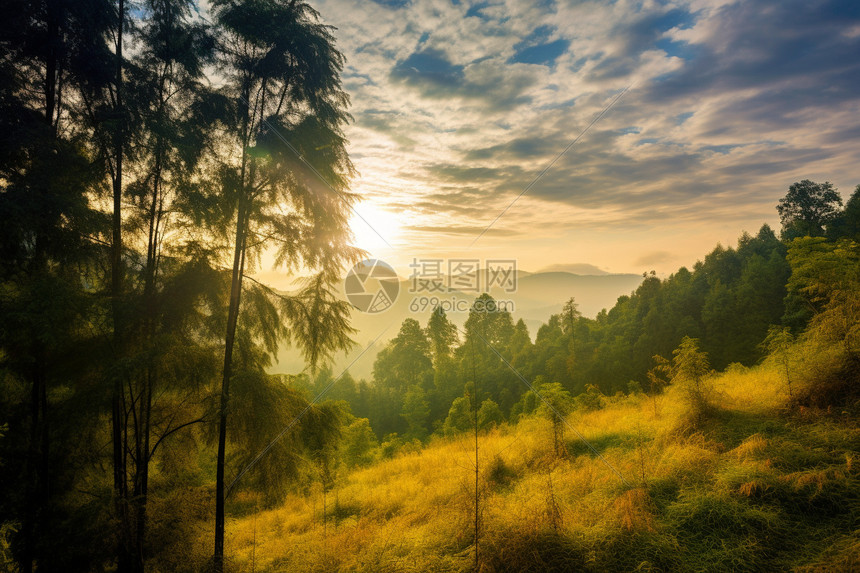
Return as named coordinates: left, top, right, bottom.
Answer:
left=391, top=48, right=465, bottom=89
left=309, top=0, right=860, bottom=272
left=369, top=0, right=410, bottom=8
left=509, top=25, right=570, bottom=66
left=390, top=47, right=539, bottom=110
left=405, top=224, right=519, bottom=237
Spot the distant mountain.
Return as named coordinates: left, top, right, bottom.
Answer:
left=270, top=270, right=643, bottom=380
left=537, top=263, right=610, bottom=275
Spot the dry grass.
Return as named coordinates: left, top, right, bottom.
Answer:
left=205, top=363, right=860, bottom=573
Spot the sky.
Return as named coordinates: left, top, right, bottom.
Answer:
left=297, top=0, right=860, bottom=279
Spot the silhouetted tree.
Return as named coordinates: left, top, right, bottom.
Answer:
left=208, top=1, right=358, bottom=569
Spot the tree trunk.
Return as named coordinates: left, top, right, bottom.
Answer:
left=128, top=101, right=164, bottom=573
left=471, top=340, right=480, bottom=571
left=20, top=6, right=65, bottom=568
left=214, top=190, right=249, bottom=573
left=109, top=1, right=133, bottom=570
left=214, top=80, right=254, bottom=573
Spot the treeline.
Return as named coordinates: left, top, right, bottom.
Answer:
left=1, top=1, right=359, bottom=572
left=315, top=180, right=860, bottom=442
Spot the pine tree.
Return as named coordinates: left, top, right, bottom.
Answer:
left=208, top=1, right=359, bottom=568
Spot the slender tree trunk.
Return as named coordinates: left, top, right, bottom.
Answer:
left=109, top=1, right=133, bottom=570
left=214, top=80, right=254, bottom=572
left=214, top=188, right=249, bottom=573
left=127, top=100, right=165, bottom=573
left=131, top=371, right=152, bottom=573
left=474, top=394, right=479, bottom=572
left=470, top=339, right=479, bottom=571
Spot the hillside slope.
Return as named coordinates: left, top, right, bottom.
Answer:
left=211, top=364, right=859, bottom=573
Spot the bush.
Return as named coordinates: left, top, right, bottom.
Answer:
left=574, top=384, right=603, bottom=411
left=665, top=491, right=786, bottom=571
left=486, top=455, right=517, bottom=490
left=481, top=529, right=587, bottom=573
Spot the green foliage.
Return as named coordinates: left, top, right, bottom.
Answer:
left=672, top=336, right=713, bottom=421
left=560, top=298, right=582, bottom=336
left=426, top=306, right=458, bottom=363
left=672, top=337, right=711, bottom=387
left=666, top=492, right=786, bottom=571
left=786, top=238, right=860, bottom=353
left=443, top=396, right=473, bottom=436
left=536, top=381, right=574, bottom=418
left=510, top=387, right=540, bottom=422
left=340, top=417, right=378, bottom=468
left=378, top=433, right=422, bottom=460
left=828, top=184, right=860, bottom=241
left=373, top=319, right=432, bottom=393
left=460, top=294, right=518, bottom=412
left=535, top=381, right=574, bottom=456
left=574, top=383, right=603, bottom=412
left=777, top=179, right=843, bottom=239
left=477, top=399, right=504, bottom=429
left=486, top=455, right=517, bottom=490
left=647, top=355, right=671, bottom=393
left=401, top=387, right=431, bottom=440
left=761, top=326, right=796, bottom=398
left=227, top=372, right=341, bottom=502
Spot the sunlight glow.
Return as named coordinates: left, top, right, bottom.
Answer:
left=349, top=200, right=402, bottom=253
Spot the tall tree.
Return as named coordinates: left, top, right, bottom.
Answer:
left=117, top=2, right=216, bottom=568
left=828, top=184, right=860, bottom=241
left=777, top=179, right=843, bottom=239
left=0, top=0, right=112, bottom=569
left=373, top=318, right=432, bottom=393
left=535, top=381, right=573, bottom=457
left=460, top=294, right=516, bottom=411
left=426, top=306, right=458, bottom=363
left=426, top=307, right=459, bottom=423
left=209, top=1, right=359, bottom=569
left=561, top=297, right=582, bottom=383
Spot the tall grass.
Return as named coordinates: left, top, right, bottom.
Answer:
left=184, top=361, right=860, bottom=573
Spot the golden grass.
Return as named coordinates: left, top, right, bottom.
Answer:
left=214, top=364, right=858, bottom=573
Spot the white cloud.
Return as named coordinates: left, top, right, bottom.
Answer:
left=307, top=0, right=860, bottom=273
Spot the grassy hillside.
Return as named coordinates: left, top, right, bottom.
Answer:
left=200, top=358, right=859, bottom=573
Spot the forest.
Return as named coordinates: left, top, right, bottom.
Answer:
left=1, top=0, right=859, bottom=571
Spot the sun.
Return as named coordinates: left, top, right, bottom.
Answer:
left=349, top=200, right=402, bottom=253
